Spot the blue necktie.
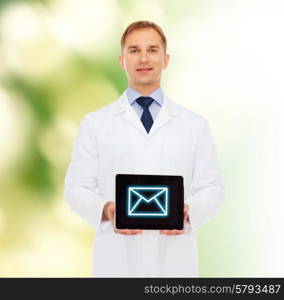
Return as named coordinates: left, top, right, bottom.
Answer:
left=136, top=96, right=154, bottom=133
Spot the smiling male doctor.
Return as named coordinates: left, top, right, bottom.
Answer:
left=64, top=21, right=224, bottom=277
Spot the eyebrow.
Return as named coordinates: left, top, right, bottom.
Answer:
left=127, top=45, right=160, bottom=50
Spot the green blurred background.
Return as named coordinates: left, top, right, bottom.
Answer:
left=0, top=0, right=283, bottom=277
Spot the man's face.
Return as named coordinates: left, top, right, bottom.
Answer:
left=119, top=28, right=169, bottom=90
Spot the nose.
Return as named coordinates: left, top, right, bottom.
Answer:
left=139, top=50, right=149, bottom=63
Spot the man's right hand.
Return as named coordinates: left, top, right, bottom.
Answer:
left=102, top=201, right=143, bottom=235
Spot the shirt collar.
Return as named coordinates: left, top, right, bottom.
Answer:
left=126, top=86, right=164, bottom=106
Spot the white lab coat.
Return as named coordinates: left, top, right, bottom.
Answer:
left=64, top=90, right=224, bottom=277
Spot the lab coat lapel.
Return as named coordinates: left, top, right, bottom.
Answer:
left=148, top=96, right=171, bottom=137
left=113, top=91, right=179, bottom=136
left=114, top=91, right=147, bottom=135
left=122, top=103, right=147, bottom=135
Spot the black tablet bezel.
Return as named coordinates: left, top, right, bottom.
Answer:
left=115, top=174, right=184, bottom=230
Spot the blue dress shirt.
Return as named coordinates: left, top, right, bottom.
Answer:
left=126, top=86, right=164, bottom=121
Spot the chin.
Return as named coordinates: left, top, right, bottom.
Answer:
left=136, top=78, right=155, bottom=85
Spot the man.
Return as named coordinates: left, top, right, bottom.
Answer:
left=64, top=21, right=224, bottom=277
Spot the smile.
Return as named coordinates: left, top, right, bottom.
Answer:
left=136, top=68, right=153, bottom=74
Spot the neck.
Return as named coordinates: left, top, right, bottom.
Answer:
left=129, top=83, right=160, bottom=96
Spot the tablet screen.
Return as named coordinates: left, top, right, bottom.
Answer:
left=115, top=174, right=184, bottom=230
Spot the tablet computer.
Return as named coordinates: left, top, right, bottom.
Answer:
left=115, top=174, right=184, bottom=230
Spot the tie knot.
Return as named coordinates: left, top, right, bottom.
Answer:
left=136, top=96, right=154, bottom=108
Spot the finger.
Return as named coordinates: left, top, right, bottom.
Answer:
left=184, top=205, right=189, bottom=223
left=172, top=230, right=179, bottom=235
left=124, top=229, right=139, bottom=235
left=116, top=229, right=128, bottom=235
left=162, top=230, right=173, bottom=235
left=132, top=229, right=143, bottom=234
left=109, top=211, right=114, bottom=222
left=174, top=230, right=185, bottom=235
left=184, top=212, right=189, bottom=223
left=165, top=230, right=184, bottom=235
left=110, top=206, right=115, bottom=214
left=127, top=231, right=136, bottom=235
left=115, top=229, right=127, bottom=235
left=161, top=230, right=176, bottom=235
left=128, top=229, right=143, bottom=235
left=115, top=229, right=142, bottom=235
left=109, top=209, right=115, bottom=227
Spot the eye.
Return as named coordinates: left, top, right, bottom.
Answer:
left=130, top=49, right=137, bottom=53
left=149, top=48, right=158, bottom=52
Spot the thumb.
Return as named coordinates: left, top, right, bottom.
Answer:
left=184, top=206, right=189, bottom=222
left=109, top=205, right=115, bottom=214
left=109, top=205, right=115, bottom=223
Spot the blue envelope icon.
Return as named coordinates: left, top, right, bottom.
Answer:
left=127, top=186, right=169, bottom=217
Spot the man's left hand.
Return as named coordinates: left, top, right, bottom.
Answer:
left=160, top=203, right=189, bottom=235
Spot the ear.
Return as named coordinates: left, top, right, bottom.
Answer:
left=163, top=53, right=170, bottom=70
left=119, top=55, right=125, bottom=70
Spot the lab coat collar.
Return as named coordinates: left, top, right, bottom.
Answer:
left=112, top=90, right=181, bottom=136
